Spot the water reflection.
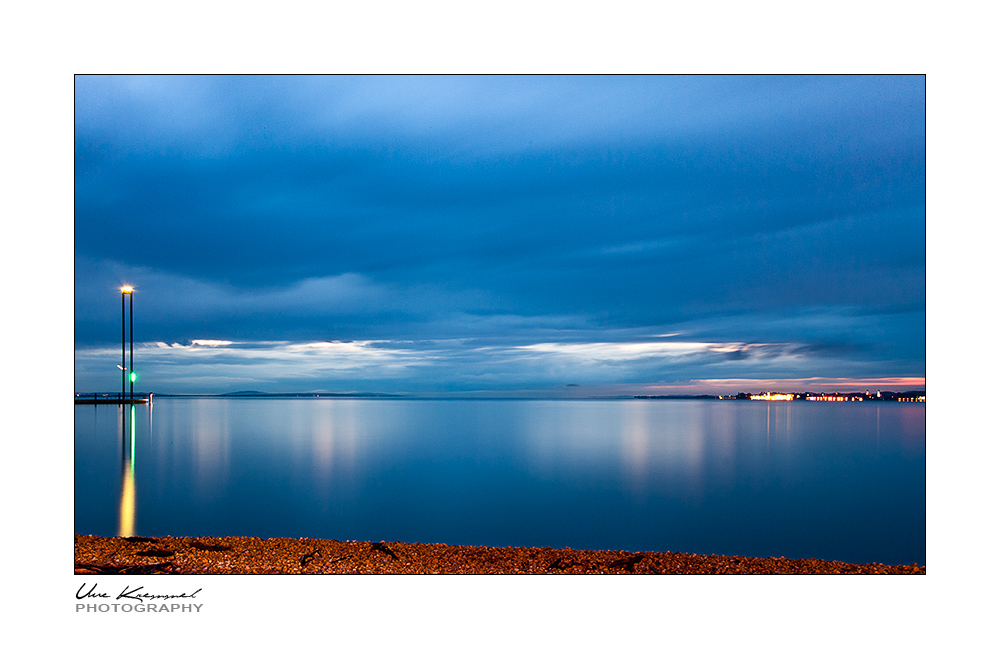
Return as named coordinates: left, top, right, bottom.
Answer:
left=118, top=405, right=135, bottom=537
left=190, top=399, right=231, bottom=495
left=76, top=398, right=923, bottom=565
left=877, top=405, right=880, bottom=457
left=308, top=400, right=359, bottom=490
left=523, top=401, right=714, bottom=501
left=620, top=403, right=650, bottom=491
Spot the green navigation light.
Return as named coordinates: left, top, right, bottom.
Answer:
left=130, top=372, right=136, bottom=382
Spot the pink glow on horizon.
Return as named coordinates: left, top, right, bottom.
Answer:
left=639, top=376, right=925, bottom=394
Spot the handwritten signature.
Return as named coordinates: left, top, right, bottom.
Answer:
left=77, top=583, right=202, bottom=602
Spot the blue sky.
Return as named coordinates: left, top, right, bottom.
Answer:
left=74, top=75, right=925, bottom=396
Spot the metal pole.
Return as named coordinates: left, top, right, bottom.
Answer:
left=129, top=291, right=134, bottom=403
left=122, top=291, right=126, bottom=400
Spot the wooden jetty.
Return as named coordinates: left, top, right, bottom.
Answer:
left=75, top=393, right=151, bottom=405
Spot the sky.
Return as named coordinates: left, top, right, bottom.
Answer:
left=74, top=75, right=925, bottom=396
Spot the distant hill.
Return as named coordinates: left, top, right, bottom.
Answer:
left=215, top=391, right=401, bottom=398
left=146, top=391, right=401, bottom=398
left=633, top=394, right=719, bottom=399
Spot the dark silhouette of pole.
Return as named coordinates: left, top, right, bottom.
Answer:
left=129, top=290, right=134, bottom=402
left=121, top=286, right=133, bottom=402
left=121, top=289, right=126, bottom=399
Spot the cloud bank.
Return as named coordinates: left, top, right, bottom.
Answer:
left=75, top=75, right=924, bottom=394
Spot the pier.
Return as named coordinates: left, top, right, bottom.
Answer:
left=75, top=392, right=151, bottom=405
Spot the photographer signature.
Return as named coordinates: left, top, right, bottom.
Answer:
left=77, top=583, right=202, bottom=602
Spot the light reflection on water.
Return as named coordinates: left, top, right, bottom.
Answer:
left=117, top=405, right=135, bottom=537
left=75, top=398, right=925, bottom=565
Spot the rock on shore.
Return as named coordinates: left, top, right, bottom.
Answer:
left=74, top=534, right=925, bottom=575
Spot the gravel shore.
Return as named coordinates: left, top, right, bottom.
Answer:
left=75, top=534, right=924, bottom=575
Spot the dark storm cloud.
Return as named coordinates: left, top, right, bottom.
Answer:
left=74, top=75, right=924, bottom=393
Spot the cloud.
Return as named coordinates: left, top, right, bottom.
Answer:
left=666, top=376, right=927, bottom=394
left=74, top=76, right=925, bottom=394
left=74, top=330, right=919, bottom=396
left=75, top=76, right=924, bottom=289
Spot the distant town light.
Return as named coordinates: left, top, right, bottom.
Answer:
left=749, top=392, right=794, bottom=401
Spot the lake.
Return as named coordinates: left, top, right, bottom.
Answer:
left=74, top=397, right=925, bottom=566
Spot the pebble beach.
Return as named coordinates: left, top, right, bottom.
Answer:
left=75, top=534, right=925, bottom=575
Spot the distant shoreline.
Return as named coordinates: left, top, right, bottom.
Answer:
left=75, top=391, right=926, bottom=401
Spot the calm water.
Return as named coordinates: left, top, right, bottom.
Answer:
left=75, top=398, right=925, bottom=565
